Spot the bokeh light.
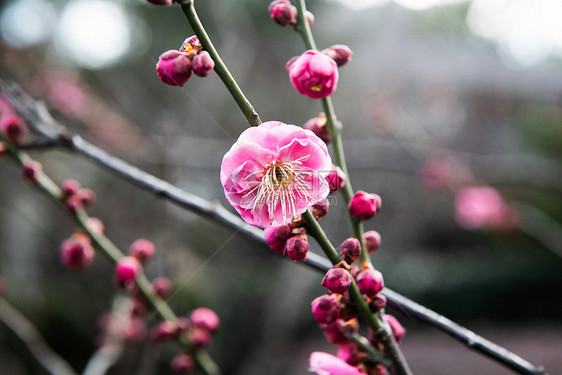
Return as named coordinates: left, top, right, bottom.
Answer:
left=0, top=0, right=55, bottom=48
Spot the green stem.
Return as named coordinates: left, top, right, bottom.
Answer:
left=294, top=2, right=371, bottom=264
left=180, top=0, right=261, bottom=127
left=295, top=0, right=316, bottom=50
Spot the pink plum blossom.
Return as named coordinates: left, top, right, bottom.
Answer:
left=309, top=351, right=367, bottom=375
left=455, top=186, right=516, bottom=230
left=220, top=121, right=331, bottom=228
left=288, top=50, right=339, bottom=99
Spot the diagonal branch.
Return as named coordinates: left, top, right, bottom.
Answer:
left=0, top=80, right=547, bottom=375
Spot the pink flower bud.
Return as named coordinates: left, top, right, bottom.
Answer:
left=283, top=235, right=309, bottom=261
left=21, top=160, right=42, bottom=182
left=326, top=165, right=346, bottom=193
left=190, top=307, right=220, bottom=333
left=179, top=36, right=202, bottom=58
left=130, top=297, right=149, bottom=317
left=1, top=114, right=26, bottom=144
left=288, top=50, right=339, bottom=99
left=455, top=186, right=517, bottom=231
left=146, top=0, right=173, bottom=6
left=152, top=276, right=172, bottom=299
left=171, top=353, right=195, bottom=374
left=321, top=318, right=357, bottom=345
left=363, top=230, right=381, bottom=254
left=188, top=325, right=213, bottom=348
left=311, top=198, right=329, bottom=220
left=340, top=237, right=361, bottom=262
left=268, top=0, right=297, bottom=27
left=128, top=239, right=156, bottom=264
left=303, top=113, right=330, bottom=144
left=321, top=268, right=351, bottom=294
left=65, top=194, right=83, bottom=213
left=311, top=294, right=340, bottom=324
left=60, top=235, right=95, bottom=269
left=61, top=179, right=82, bottom=198
left=124, top=317, right=147, bottom=343
left=156, top=50, right=193, bottom=87
left=309, top=351, right=367, bottom=375
left=150, top=320, right=177, bottom=343
left=337, top=343, right=360, bottom=366
left=264, top=223, right=293, bottom=252
left=79, top=188, right=96, bottom=207
left=385, top=314, right=405, bottom=344
left=371, top=294, right=387, bottom=312
left=115, top=256, right=142, bottom=288
left=86, top=217, right=105, bottom=235
left=356, top=268, right=384, bottom=298
left=348, top=191, right=381, bottom=221
left=322, top=44, right=353, bottom=67
left=192, top=51, right=215, bottom=77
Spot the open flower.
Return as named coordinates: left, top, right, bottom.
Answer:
left=221, top=121, right=331, bottom=228
left=309, top=352, right=367, bottom=375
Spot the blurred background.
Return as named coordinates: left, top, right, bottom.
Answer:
left=0, top=0, right=561, bottom=374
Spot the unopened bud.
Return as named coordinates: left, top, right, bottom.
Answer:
left=356, top=268, right=384, bottom=298
left=326, top=165, right=346, bottom=193
left=284, top=235, right=309, bottom=261
left=363, top=230, right=381, bottom=254
left=322, top=45, right=353, bottom=67
left=340, top=237, right=361, bottom=262
left=60, top=235, right=95, bottom=269
left=311, top=198, right=329, bottom=220
left=311, top=294, right=340, bottom=324
left=371, top=294, right=387, bottom=312
left=156, top=50, right=192, bottom=87
left=264, top=223, right=292, bottom=253
left=1, top=114, right=26, bottom=144
left=321, top=318, right=357, bottom=345
left=150, top=320, right=177, bottom=343
left=115, top=256, right=142, bottom=288
left=348, top=191, right=381, bottom=221
left=305, top=10, right=315, bottom=27
left=188, top=325, right=213, bottom=348
left=86, top=217, right=105, bottom=235
left=128, top=239, right=156, bottom=264
left=190, top=307, right=220, bottom=333
left=321, top=268, right=351, bottom=294
left=385, top=314, right=405, bottom=344
left=79, top=188, right=96, bottom=207
left=152, top=276, right=172, bottom=299
left=22, top=160, right=42, bottom=182
left=65, top=194, right=82, bottom=213
left=179, top=36, right=203, bottom=58
left=268, top=0, right=297, bottom=27
left=61, top=179, right=82, bottom=198
left=303, top=113, right=330, bottom=144
left=171, top=353, right=195, bottom=374
left=192, top=51, right=215, bottom=77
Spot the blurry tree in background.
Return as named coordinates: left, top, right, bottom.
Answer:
left=0, top=0, right=561, bottom=374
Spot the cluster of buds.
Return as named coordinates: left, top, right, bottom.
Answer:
left=268, top=0, right=314, bottom=28
left=264, top=199, right=329, bottom=261
left=61, top=178, right=96, bottom=213
left=114, top=238, right=157, bottom=289
left=148, top=307, right=220, bottom=374
left=156, top=36, right=215, bottom=87
left=311, top=261, right=405, bottom=373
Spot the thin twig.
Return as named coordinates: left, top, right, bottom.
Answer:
left=0, top=299, right=78, bottom=375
